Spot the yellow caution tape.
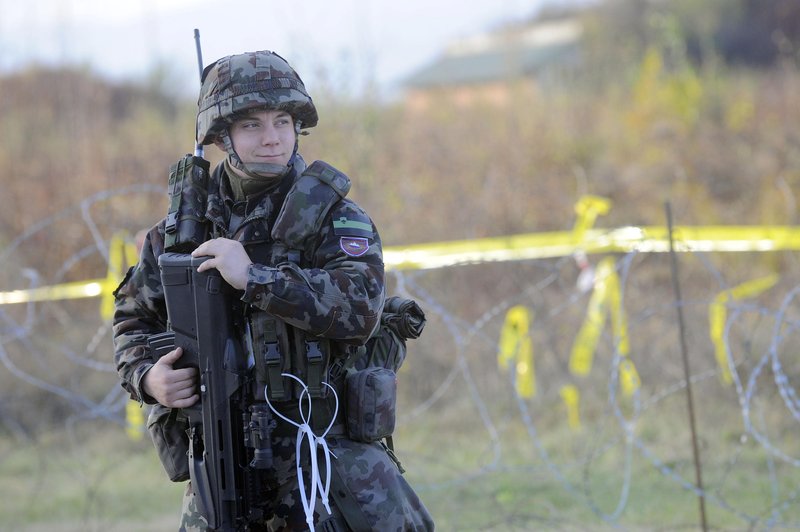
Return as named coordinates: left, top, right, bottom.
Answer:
left=498, top=305, right=535, bottom=398
left=0, top=232, right=138, bottom=320
left=1, top=195, right=798, bottom=345
left=125, top=399, right=145, bottom=441
left=0, top=196, right=792, bottom=438
left=560, top=384, right=581, bottom=430
left=2, top=226, right=799, bottom=301
left=0, top=280, right=106, bottom=304
left=382, top=225, right=800, bottom=271
left=709, top=274, right=779, bottom=385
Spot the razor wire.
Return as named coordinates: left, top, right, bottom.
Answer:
left=0, top=188, right=799, bottom=530
left=388, top=250, right=800, bottom=529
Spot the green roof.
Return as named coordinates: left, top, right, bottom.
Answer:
left=406, top=41, right=580, bottom=88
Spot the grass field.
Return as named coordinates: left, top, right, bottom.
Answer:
left=0, top=424, right=184, bottom=532
left=3, top=389, right=800, bottom=532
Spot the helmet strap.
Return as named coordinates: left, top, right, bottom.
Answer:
left=285, top=120, right=302, bottom=167
left=219, top=126, right=298, bottom=179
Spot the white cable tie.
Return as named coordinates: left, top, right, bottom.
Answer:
left=314, top=382, right=339, bottom=512
left=264, top=373, right=339, bottom=530
left=296, top=419, right=318, bottom=530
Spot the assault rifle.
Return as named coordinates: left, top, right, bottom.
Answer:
left=150, top=30, right=276, bottom=531
left=151, top=252, right=275, bottom=531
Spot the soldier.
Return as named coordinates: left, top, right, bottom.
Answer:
left=113, top=50, right=434, bottom=531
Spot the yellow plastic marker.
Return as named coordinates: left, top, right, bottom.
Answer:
left=569, top=282, right=606, bottom=377
left=709, top=274, right=779, bottom=385
left=100, top=232, right=139, bottom=320
left=572, top=195, right=612, bottom=243
left=619, top=359, right=641, bottom=398
left=498, top=305, right=536, bottom=398
left=570, top=258, right=616, bottom=375
left=125, top=400, right=145, bottom=441
left=560, top=384, right=581, bottom=430
left=569, top=257, right=639, bottom=396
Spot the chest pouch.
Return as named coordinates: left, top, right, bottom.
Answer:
left=249, top=311, right=332, bottom=403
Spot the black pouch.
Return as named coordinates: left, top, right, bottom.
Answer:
left=164, top=154, right=210, bottom=253
left=345, top=367, right=397, bottom=443
left=146, top=404, right=190, bottom=482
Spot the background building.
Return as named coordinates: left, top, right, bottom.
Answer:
left=403, top=16, right=582, bottom=110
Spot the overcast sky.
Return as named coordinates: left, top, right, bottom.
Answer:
left=0, top=0, right=576, bottom=98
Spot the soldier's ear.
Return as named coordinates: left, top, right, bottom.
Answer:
left=213, top=137, right=225, bottom=151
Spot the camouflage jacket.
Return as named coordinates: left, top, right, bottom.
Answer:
left=112, top=159, right=385, bottom=404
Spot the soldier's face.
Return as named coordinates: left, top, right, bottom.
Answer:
left=227, top=109, right=296, bottom=167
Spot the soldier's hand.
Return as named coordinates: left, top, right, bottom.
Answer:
left=142, top=347, right=199, bottom=408
left=192, top=238, right=253, bottom=290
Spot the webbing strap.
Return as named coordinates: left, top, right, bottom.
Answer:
left=306, top=340, right=324, bottom=397
left=303, top=160, right=351, bottom=197
left=382, top=438, right=405, bottom=474
left=271, top=160, right=351, bottom=253
left=264, top=320, right=285, bottom=401
left=252, top=314, right=285, bottom=401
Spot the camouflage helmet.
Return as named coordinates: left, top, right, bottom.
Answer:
left=196, top=50, right=318, bottom=145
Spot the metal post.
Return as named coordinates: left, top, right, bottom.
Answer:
left=666, top=202, right=708, bottom=531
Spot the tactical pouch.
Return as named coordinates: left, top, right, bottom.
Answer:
left=250, top=313, right=333, bottom=401
left=345, top=367, right=397, bottom=442
left=146, top=404, right=190, bottom=482
left=164, top=154, right=210, bottom=253
left=250, top=312, right=293, bottom=402
left=292, top=328, right=331, bottom=399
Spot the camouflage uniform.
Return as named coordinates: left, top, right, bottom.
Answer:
left=113, top=50, right=433, bottom=531
left=114, top=52, right=433, bottom=532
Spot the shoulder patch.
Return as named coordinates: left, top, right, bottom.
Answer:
left=332, top=215, right=373, bottom=238
left=339, top=237, right=370, bottom=257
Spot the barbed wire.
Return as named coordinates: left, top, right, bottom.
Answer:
left=391, top=246, right=800, bottom=529
left=0, top=188, right=799, bottom=530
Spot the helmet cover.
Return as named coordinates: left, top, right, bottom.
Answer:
left=196, top=50, right=318, bottom=146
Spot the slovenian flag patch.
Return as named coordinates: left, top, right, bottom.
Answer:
left=339, top=237, right=370, bottom=257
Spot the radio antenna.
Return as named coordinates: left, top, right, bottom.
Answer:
left=193, top=29, right=204, bottom=157
left=194, top=29, right=204, bottom=83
